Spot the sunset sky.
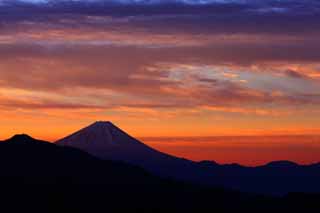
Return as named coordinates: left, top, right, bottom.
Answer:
left=0, top=0, right=320, bottom=165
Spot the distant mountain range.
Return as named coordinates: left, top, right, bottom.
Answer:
left=0, top=130, right=320, bottom=212
left=57, top=121, right=320, bottom=195
left=0, top=134, right=244, bottom=212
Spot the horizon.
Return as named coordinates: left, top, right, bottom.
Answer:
left=2, top=120, right=320, bottom=141
left=0, top=0, right=320, bottom=166
left=1, top=121, right=320, bottom=166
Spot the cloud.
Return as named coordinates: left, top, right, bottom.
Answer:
left=0, top=41, right=320, bottom=113
left=0, top=0, right=319, bottom=119
left=1, top=0, right=320, bottom=37
left=284, top=69, right=309, bottom=79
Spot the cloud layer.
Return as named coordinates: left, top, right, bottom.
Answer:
left=0, top=0, right=320, bottom=138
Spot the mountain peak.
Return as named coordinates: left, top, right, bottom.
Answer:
left=6, top=134, right=36, bottom=143
left=265, top=161, right=299, bottom=168
left=93, top=120, right=113, bottom=125
left=56, top=121, right=166, bottom=164
left=57, top=120, right=142, bottom=149
left=90, top=121, right=115, bottom=128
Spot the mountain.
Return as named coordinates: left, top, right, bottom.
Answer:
left=0, top=134, right=319, bottom=212
left=0, top=134, right=153, bottom=182
left=56, top=121, right=172, bottom=163
left=57, top=121, right=320, bottom=195
left=56, top=121, right=201, bottom=180
left=0, top=134, right=250, bottom=212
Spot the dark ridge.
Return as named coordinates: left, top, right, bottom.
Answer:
left=0, top=135, right=248, bottom=212
left=197, top=160, right=219, bottom=167
left=0, top=134, right=319, bottom=212
left=56, top=121, right=320, bottom=196
left=5, top=134, right=39, bottom=143
left=264, top=161, right=299, bottom=168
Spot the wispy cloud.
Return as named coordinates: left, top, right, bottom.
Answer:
left=0, top=0, right=319, bottom=137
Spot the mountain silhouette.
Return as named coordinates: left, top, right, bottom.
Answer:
left=0, top=134, right=320, bottom=212
left=57, top=121, right=200, bottom=180
left=57, top=121, right=320, bottom=195
left=57, top=121, right=174, bottom=163
left=7, top=134, right=35, bottom=143
left=0, top=134, right=246, bottom=212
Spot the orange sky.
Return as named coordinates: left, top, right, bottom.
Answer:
left=1, top=118, right=320, bottom=166
left=142, top=136, right=320, bottom=166
left=0, top=0, right=320, bottom=165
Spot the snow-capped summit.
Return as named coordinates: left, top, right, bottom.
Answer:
left=56, top=121, right=320, bottom=195
left=57, top=121, right=142, bottom=148
left=56, top=121, right=178, bottom=167
left=56, top=121, right=203, bottom=182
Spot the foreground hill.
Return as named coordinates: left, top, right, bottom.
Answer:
left=0, top=134, right=251, bottom=212
left=1, top=134, right=320, bottom=212
left=57, top=121, right=320, bottom=195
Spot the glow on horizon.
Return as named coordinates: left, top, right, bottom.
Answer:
left=0, top=0, right=319, bottom=165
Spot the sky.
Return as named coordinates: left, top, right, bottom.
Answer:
left=0, top=0, right=320, bottom=164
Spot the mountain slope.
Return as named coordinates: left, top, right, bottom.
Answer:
left=0, top=134, right=250, bottom=212
left=56, top=121, right=171, bottom=163
left=0, top=134, right=319, bottom=212
left=57, top=121, right=201, bottom=180
left=56, top=121, right=320, bottom=195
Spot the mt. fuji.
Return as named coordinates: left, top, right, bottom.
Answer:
left=56, top=121, right=320, bottom=195
left=56, top=121, right=198, bottom=179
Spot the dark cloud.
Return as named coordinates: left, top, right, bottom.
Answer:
left=0, top=0, right=320, bottom=36
left=0, top=41, right=319, bottom=111
left=284, top=70, right=308, bottom=79
left=0, top=0, right=319, bottom=112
